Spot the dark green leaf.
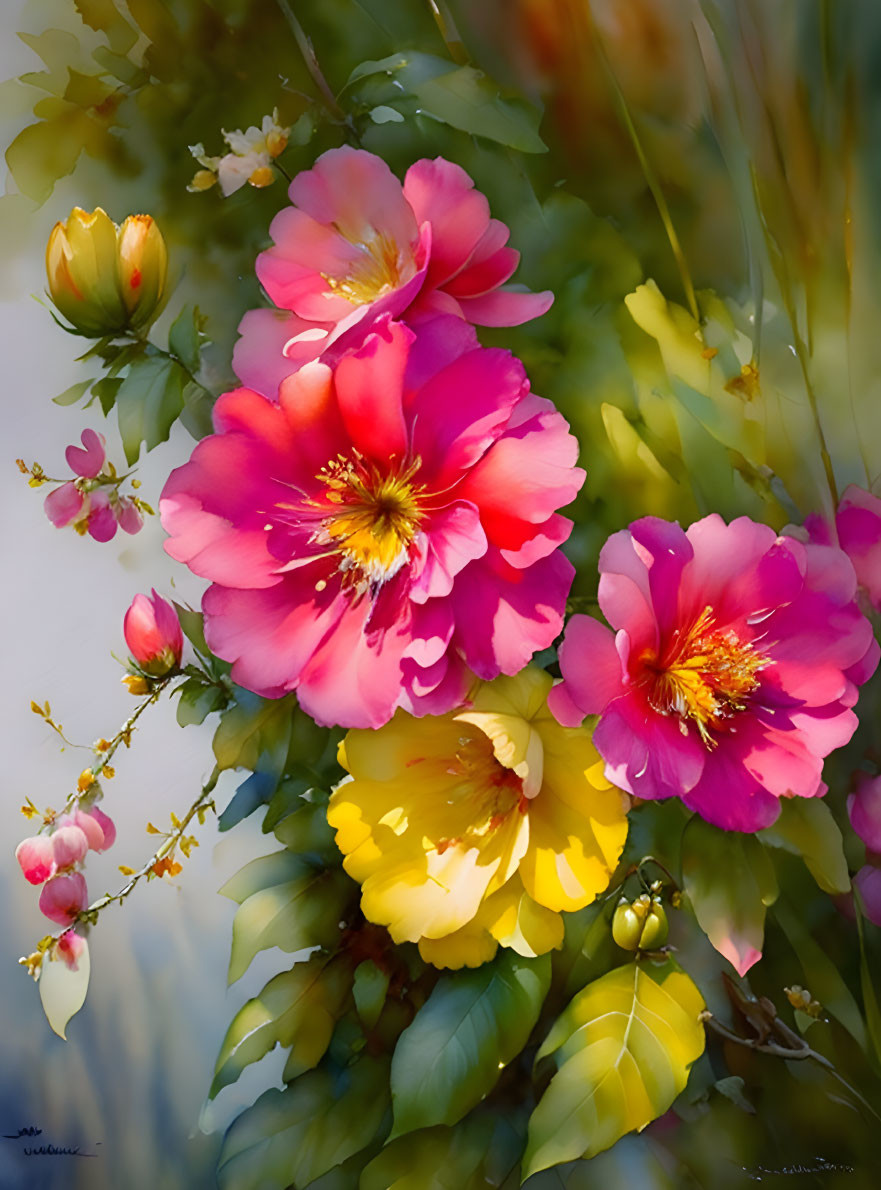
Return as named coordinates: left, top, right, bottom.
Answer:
left=213, top=690, right=296, bottom=783
left=175, top=677, right=226, bottom=727
left=219, top=771, right=276, bottom=832
left=412, top=66, right=547, bottom=153
left=759, top=799, right=850, bottom=895
left=210, top=954, right=352, bottom=1097
left=217, top=1056, right=390, bottom=1190
left=353, top=960, right=390, bottom=1032
left=115, top=354, right=186, bottom=464
left=274, top=797, right=338, bottom=862
left=168, top=303, right=204, bottom=374
left=91, top=376, right=123, bottom=415
left=390, top=950, right=550, bottom=1137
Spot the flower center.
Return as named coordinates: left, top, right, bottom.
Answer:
left=435, top=734, right=527, bottom=853
left=642, top=606, right=768, bottom=747
left=323, top=232, right=403, bottom=305
left=314, top=453, right=424, bottom=593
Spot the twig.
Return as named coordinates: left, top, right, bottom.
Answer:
left=426, top=0, right=469, bottom=64
left=275, top=0, right=346, bottom=121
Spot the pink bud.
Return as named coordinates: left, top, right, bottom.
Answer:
left=65, top=428, right=106, bottom=478
left=115, top=496, right=143, bottom=536
left=56, top=929, right=87, bottom=971
left=87, top=807, right=116, bottom=851
left=44, top=481, right=85, bottom=528
left=848, top=773, right=881, bottom=854
left=60, top=809, right=104, bottom=850
left=39, top=873, right=88, bottom=926
left=854, top=864, right=881, bottom=928
left=51, top=825, right=89, bottom=869
left=87, top=489, right=118, bottom=542
left=15, top=835, right=57, bottom=885
left=123, top=589, right=183, bottom=675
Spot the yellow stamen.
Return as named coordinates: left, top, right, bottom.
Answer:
left=323, top=232, right=403, bottom=305
left=643, top=606, right=767, bottom=747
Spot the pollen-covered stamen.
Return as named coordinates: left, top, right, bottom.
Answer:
left=436, top=734, right=526, bottom=853
left=309, top=452, right=425, bottom=593
left=643, top=605, right=769, bottom=747
left=322, top=231, right=405, bottom=304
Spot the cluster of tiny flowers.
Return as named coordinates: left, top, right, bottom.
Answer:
left=16, top=804, right=116, bottom=971
left=41, top=429, right=146, bottom=542
left=188, top=109, right=290, bottom=196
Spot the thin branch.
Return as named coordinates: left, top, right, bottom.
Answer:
left=275, top=0, right=346, bottom=121
left=426, top=0, right=469, bottom=64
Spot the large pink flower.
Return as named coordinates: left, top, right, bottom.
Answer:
left=160, top=317, right=583, bottom=728
left=548, top=515, right=877, bottom=832
left=233, top=148, right=552, bottom=399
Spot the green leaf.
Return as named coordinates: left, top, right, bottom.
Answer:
left=217, top=1056, right=390, bottom=1190
left=361, top=1109, right=523, bottom=1190
left=168, top=303, right=205, bottom=374
left=75, top=0, right=138, bottom=53
left=228, top=861, right=353, bottom=983
left=179, top=379, right=216, bottom=441
left=39, top=940, right=91, bottom=1040
left=759, top=798, right=850, bottom=894
left=412, top=66, right=547, bottom=153
left=91, top=376, right=123, bottom=415
left=115, top=354, right=186, bottom=464
left=175, top=677, right=226, bottom=727
left=219, top=850, right=303, bottom=905
left=172, top=603, right=209, bottom=656
left=370, top=104, right=405, bottom=124
left=274, top=797, right=338, bottom=862
left=6, top=106, right=97, bottom=203
left=854, top=897, right=881, bottom=1069
left=210, top=954, right=352, bottom=1097
left=681, top=816, right=778, bottom=976
left=390, top=950, right=550, bottom=1137
left=524, top=959, right=706, bottom=1177
left=212, top=690, right=295, bottom=782
left=91, top=45, right=148, bottom=86
left=53, top=379, right=94, bottom=406
left=353, top=960, right=390, bottom=1032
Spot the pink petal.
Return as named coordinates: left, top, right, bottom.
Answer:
left=51, top=825, right=89, bottom=869
left=848, top=774, right=881, bottom=853
left=403, top=157, right=491, bottom=288
left=593, top=692, right=706, bottom=801
left=65, top=428, right=106, bottom=477
left=854, top=865, right=881, bottom=927
left=455, top=287, right=554, bottom=326
left=87, top=490, right=118, bottom=542
left=56, top=929, right=87, bottom=972
left=87, top=807, right=116, bottom=851
left=115, top=497, right=143, bottom=536
left=60, top=809, right=105, bottom=851
left=410, top=502, right=488, bottom=604
left=548, top=615, right=624, bottom=724
left=333, top=320, right=411, bottom=463
left=15, top=835, right=57, bottom=885
left=233, top=307, right=329, bottom=400
left=39, top=873, right=88, bottom=926
left=44, top=482, right=84, bottom=528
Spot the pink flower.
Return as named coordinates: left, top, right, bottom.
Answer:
left=854, top=864, right=881, bottom=927
left=50, top=825, right=89, bottom=869
left=16, top=835, right=56, bottom=885
left=60, top=808, right=104, bottom=850
left=835, top=485, right=881, bottom=612
left=161, top=317, right=583, bottom=728
left=233, top=148, right=552, bottom=398
left=549, top=514, right=877, bottom=832
left=65, top=428, right=106, bottom=477
left=848, top=773, right=881, bottom=855
left=87, top=806, right=116, bottom=851
left=42, top=430, right=144, bottom=542
left=123, top=590, right=183, bottom=675
left=56, top=929, right=87, bottom=972
left=39, top=872, right=88, bottom=926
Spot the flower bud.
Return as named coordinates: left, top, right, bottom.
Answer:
left=51, top=825, right=89, bottom=869
left=46, top=207, right=167, bottom=336
left=39, top=872, right=88, bottom=926
left=116, top=214, right=168, bottom=328
left=123, top=590, right=183, bottom=676
left=16, top=835, right=57, bottom=885
left=612, top=894, right=669, bottom=951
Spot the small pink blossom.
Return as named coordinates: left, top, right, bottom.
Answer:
left=44, top=481, right=85, bottom=528
left=16, top=835, right=56, bottom=885
left=549, top=514, right=877, bottom=832
left=854, top=864, right=881, bottom=927
left=123, top=590, right=184, bottom=675
left=42, top=430, right=144, bottom=542
left=87, top=806, right=117, bottom=851
left=234, top=148, right=552, bottom=398
left=39, top=873, right=88, bottom=926
left=848, top=773, right=881, bottom=855
left=161, top=316, right=582, bottom=728
left=50, top=825, right=89, bottom=869
left=56, top=929, right=87, bottom=972
left=65, top=428, right=106, bottom=477
left=60, top=808, right=104, bottom=851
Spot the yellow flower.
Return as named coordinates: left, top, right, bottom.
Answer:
left=328, top=668, right=630, bottom=969
left=46, top=207, right=167, bottom=336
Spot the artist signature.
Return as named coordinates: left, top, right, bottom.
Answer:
left=2, top=1125, right=99, bottom=1157
left=742, top=1156, right=854, bottom=1180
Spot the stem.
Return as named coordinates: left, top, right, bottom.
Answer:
left=44, top=675, right=173, bottom=829
left=426, top=0, right=469, bottom=64
left=701, top=1011, right=881, bottom=1123
left=275, top=0, right=346, bottom=121
left=78, top=766, right=220, bottom=924
left=273, top=159, right=293, bottom=184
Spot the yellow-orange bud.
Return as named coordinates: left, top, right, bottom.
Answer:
left=122, top=674, right=151, bottom=695
left=46, top=207, right=167, bottom=337
left=247, top=165, right=275, bottom=188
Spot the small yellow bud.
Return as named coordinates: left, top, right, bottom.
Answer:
left=188, top=169, right=218, bottom=192
left=20, top=800, right=40, bottom=820
left=77, top=769, right=95, bottom=793
left=265, top=129, right=288, bottom=158
left=19, top=951, right=44, bottom=981
left=102, top=766, right=115, bottom=779
left=16, top=458, right=29, bottom=473
left=248, top=165, right=275, bottom=188
left=122, top=674, right=151, bottom=695
left=145, top=822, right=162, bottom=835
left=116, top=214, right=168, bottom=329
left=118, top=864, right=136, bottom=876
left=612, top=894, right=669, bottom=951
left=131, top=478, right=141, bottom=489
left=95, top=738, right=112, bottom=752
left=151, top=856, right=183, bottom=878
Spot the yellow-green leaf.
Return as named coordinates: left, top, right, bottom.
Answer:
left=524, top=959, right=705, bottom=1177
left=759, top=798, right=850, bottom=895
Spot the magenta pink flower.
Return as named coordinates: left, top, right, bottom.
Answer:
left=56, top=929, right=87, bottom=972
left=855, top=864, right=881, bottom=927
left=848, top=773, right=881, bottom=854
left=39, top=872, right=88, bottom=926
left=50, top=825, right=89, bottom=869
left=834, top=485, right=881, bottom=612
left=16, top=835, right=57, bottom=885
left=124, top=590, right=183, bottom=675
left=233, top=148, right=552, bottom=398
left=161, top=317, right=582, bottom=728
left=42, top=429, right=143, bottom=541
left=548, top=514, right=877, bottom=832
